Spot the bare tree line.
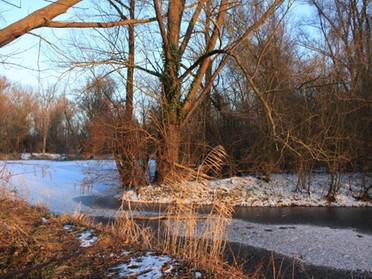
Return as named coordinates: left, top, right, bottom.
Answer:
left=0, top=0, right=371, bottom=198
left=0, top=76, right=81, bottom=155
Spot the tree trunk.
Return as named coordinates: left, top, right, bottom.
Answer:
left=202, top=2, right=213, bottom=156
left=154, top=0, right=185, bottom=182
left=158, top=120, right=181, bottom=183
left=152, top=0, right=283, bottom=183
left=42, top=111, right=48, bottom=155
left=125, top=0, right=135, bottom=121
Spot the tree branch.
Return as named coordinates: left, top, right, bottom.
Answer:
left=47, top=17, right=157, bottom=28
left=0, top=0, right=82, bottom=48
left=71, top=59, right=161, bottom=77
left=181, top=0, right=229, bottom=115
left=179, top=0, right=205, bottom=56
left=179, top=49, right=226, bottom=81
left=181, top=0, right=285, bottom=127
left=0, top=0, right=158, bottom=48
left=153, top=0, right=170, bottom=60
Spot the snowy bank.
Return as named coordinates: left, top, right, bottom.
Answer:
left=121, top=173, right=371, bottom=207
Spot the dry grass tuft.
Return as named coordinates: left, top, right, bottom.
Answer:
left=0, top=197, right=80, bottom=278
left=58, top=204, right=95, bottom=228
left=156, top=198, right=247, bottom=278
left=110, top=201, right=153, bottom=248
left=162, top=145, right=228, bottom=187
left=0, top=195, right=153, bottom=278
left=0, top=163, right=12, bottom=198
left=196, top=145, right=228, bottom=180
left=139, top=145, right=250, bottom=277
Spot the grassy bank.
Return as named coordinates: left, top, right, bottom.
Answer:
left=0, top=193, right=251, bottom=278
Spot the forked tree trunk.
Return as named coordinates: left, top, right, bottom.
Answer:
left=152, top=0, right=283, bottom=183
left=154, top=0, right=185, bottom=183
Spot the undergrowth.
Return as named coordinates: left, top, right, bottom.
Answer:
left=0, top=193, right=253, bottom=278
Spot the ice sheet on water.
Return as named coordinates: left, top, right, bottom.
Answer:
left=3, top=160, right=118, bottom=215
left=228, top=219, right=372, bottom=271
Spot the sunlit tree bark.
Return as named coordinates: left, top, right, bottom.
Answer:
left=0, top=0, right=156, bottom=48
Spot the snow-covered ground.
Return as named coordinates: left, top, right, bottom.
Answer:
left=63, top=223, right=185, bottom=278
left=2, top=157, right=371, bottom=210
left=1, top=159, right=371, bottom=274
left=19, top=152, right=68, bottom=160
left=107, top=252, right=181, bottom=278
left=123, top=173, right=371, bottom=207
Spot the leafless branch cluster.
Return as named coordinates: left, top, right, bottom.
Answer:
left=0, top=0, right=370, bottom=199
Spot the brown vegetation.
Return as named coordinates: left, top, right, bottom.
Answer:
left=0, top=190, right=251, bottom=278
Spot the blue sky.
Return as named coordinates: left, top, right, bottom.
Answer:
left=0, top=1, right=79, bottom=88
left=0, top=1, right=317, bottom=90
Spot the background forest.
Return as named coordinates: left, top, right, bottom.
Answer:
left=0, top=0, right=371, bottom=193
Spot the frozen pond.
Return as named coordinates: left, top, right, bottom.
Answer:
left=2, top=160, right=371, bottom=274
left=2, top=160, right=118, bottom=215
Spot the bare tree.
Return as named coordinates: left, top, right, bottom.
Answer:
left=34, top=86, right=57, bottom=155
left=303, top=0, right=372, bottom=198
left=1, top=0, right=284, bottom=186
left=150, top=0, right=284, bottom=182
left=0, top=77, right=36, bottom=154
left=61, top=0, right=284, bottom=185
left=0, top=76, right=81, bottom=155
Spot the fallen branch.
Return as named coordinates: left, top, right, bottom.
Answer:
left=132, top=215, right=209, bottom=221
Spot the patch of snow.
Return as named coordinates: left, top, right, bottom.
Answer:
left=20, top=153, right=32, bottom=160
left=22, top=153, right=66, bottom=160
left=78, top=229, right=98, bottom=247
left=194, top=271, right=203, bottom=278
left=107, top=252, right=176, bottom=278
left=120, top=251, right=131, bottom=256
left=63, top=225, right=72, bottom=230
left=63, top=225, right=98, bottom=248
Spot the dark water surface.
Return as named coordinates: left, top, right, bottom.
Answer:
left=75, top=195, right=372, bottom=234
left=232, top=206, right=372, bottom=234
